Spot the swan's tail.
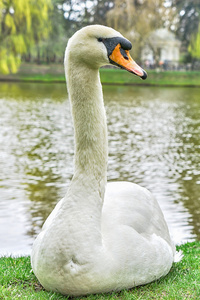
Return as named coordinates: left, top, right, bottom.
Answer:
left=174, top=250, right=184, bottom=263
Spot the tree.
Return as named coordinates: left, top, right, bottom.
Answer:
left=172, top=0, right=200, bottom=47
left=106, top=0, right=172, bottom=60
left=25, top=0, right=114, bottom=64
left=92, top=0, right=114, bottom=25
left=0, top=0, right=52, bottom=74
left=188, top=24, right=200, bottom=64
left=61, top=0, right=113, bottom=35
left=27, top=0, right=68, bottom=64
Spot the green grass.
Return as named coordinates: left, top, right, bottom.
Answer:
left=100, top=69, right=200, bottom=87
left=1, top=63, right=200, bottom=86
left=0, top=241, right=199, bottom=299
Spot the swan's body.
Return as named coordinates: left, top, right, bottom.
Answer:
left=31, top=25, right=175, bottom=296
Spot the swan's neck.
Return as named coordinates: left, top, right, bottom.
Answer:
left=66, top=61, right=108, bottom=198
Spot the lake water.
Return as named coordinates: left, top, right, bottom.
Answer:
left=0, top=82, right=200, bottom=256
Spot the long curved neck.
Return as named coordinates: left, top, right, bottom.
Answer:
left=66, top=61, right=108, bottom=197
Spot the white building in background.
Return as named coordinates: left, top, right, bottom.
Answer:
left=141, top=28, right=181, bottom=69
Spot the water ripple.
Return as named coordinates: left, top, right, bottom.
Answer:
left=0, top=83, right=200, bottom=255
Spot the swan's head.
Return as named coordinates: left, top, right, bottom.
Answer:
left=65, top=25, right=147, bottom=80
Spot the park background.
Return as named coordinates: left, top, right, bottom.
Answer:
left=0, top=0, right=200, bottom=76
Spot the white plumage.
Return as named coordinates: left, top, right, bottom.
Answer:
left=31, top=25, right=176, bottom=296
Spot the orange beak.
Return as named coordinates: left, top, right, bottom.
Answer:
left=109, top=44, right=147, bottom=80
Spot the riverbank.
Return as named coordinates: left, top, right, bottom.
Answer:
left=0, top=63, right=200, bottom=86
left=0, top=241, right=199, bottom=299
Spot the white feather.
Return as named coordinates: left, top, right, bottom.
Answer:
left=31, top=25, right=176, bottom=296
left=174, top=250, right=184, bottom=263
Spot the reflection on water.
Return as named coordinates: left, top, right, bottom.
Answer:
left=0, top=82, right=200, bottom=255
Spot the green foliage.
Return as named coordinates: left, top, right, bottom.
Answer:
left=24, top=0, right=115, bottom=64
left=0, top=0, right=199, bottom=69
left=30, top=0, right=68, bottom=64
left=188, top=24, right=200, bottom=60
left=0, top=0, right=52, bottom=74
left=173, top=0, right=200, bottom=46
left=63, top=0, right=112, bottom=31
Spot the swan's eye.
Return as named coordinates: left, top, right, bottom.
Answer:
left=98, top=37, right=104, bottom=42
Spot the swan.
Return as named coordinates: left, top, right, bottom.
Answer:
left=31, top=25, right=176, bottom=296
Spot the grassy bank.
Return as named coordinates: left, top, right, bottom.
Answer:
left=0, top=241, right=199, bottom=299
left=101, top=68, right=200, bottom=87
left=0, top=63, right=200, bottom=86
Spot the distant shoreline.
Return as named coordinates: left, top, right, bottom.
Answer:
left=0, top=63, right=200, bottom=87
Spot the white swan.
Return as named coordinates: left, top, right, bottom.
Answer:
left=31, top=25, right=175, bottom=296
